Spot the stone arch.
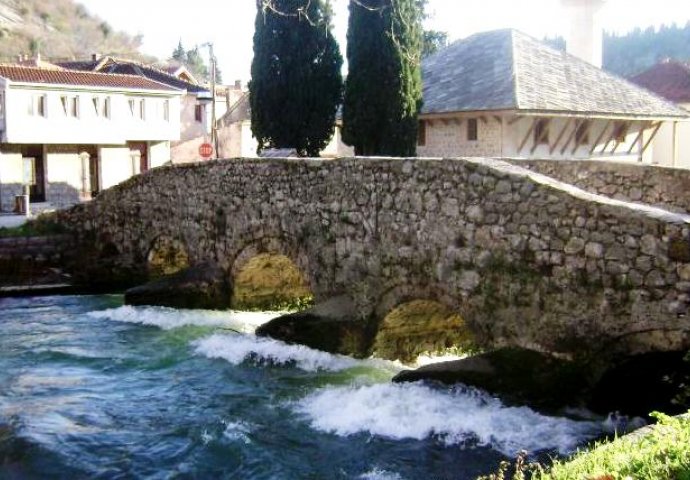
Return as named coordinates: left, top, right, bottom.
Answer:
left=147, top=236, right=190, bottom=279
left=229, top=237, right=315, bottom=310
left=373, top=285, right=476, bottom=363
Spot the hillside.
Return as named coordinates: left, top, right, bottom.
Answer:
left=0, top=0, right=152, bottom=63
left=545, top=23, right=690, bottom=77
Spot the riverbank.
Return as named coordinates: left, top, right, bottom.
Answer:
left=480, top=412, right=690, bottom=479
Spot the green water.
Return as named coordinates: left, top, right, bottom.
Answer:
left=0, top=295, right=605, bottom=479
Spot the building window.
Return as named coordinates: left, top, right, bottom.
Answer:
left=613, top=121, right=628, bottom=144
left=139, top=99, right=146, bottom=120
left=533, top=119, right=550, bottom=144
left=195, top=104, right=204, bottom=123
left=417, top=120, right=426, bottom=146
left=0, top=92, right=4, bottom=119
left=92, top=96, right=101, bottom=115
left=103, top=97, right=111, bottom=119
left=163, top=99, right=170, bottom=121
left=128, top=99, right=136, bottom=116
left=467, top=118, right=478, bottom=141
left=575, top=120, right=590, bottom=145
left=29, top=94, right=47, bottom=117
left=62, top=96, right=79, bottom=117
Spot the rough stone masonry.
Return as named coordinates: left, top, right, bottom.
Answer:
left=57, top=157, right=690, bottom=361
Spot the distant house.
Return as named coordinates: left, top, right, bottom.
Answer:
left=417, top=29, right=689, bottom=162
left=629, top=60, right=690, bottom=168
left=0, top=64, right=182, bottom=212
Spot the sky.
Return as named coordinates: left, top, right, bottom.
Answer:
left=76, top=0, right=690, bottom=84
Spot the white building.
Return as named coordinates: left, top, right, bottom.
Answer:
left=56, top=56, right=213, bottom=146
left=0, top=64, right=183, bottom=212
left=417, top=29, right=689, bottom=161
left=630, top=60, right=690, bottom=169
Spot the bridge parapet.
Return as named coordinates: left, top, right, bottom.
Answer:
left=58, top=156, right=690, bottom=359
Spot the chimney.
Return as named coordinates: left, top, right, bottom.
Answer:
left=561, top=0, right=606, bottom=68
left=234, top=79, right=242, bottom=90
left=92, top=53, right=101, bottom=61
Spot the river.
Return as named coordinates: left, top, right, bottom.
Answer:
left=0, top=295, right=607, bottom=479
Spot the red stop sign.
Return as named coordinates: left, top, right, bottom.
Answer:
left=199, top=143, right=213, bottom=158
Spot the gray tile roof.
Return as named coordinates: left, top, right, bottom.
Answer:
left=421, top=29, right=689, bottom=119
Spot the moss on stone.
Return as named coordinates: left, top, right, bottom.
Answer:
left=231, top=253, right=314, bottom=311
left=373, top=300, right=477, bottom=363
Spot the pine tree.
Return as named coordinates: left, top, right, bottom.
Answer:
left=342, top=0, right=423, bottom=156
left=172, top=40, right=185, bottom=62
left=249, top=0, right=343, bottom=157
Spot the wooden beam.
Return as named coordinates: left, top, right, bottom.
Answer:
left=561, top=119, right=582, bottom=155
left=572, top=121, right=591, bottom=155
left=530, top=119, right=550, bottom=155
left=479, top=116, right=488, bottom=124
left=493, top=115, right=502, bottom=124
left=518, top=117, right=538, bottom=154
left=641, top=122, right=663, bottom=156
left=627, top=122, right=650, bottom=155
left=550, top=118, right=573, bottom=155
left=610, top=121, right=631, bottom=154
left=508, top=116, right=522, bottom=126
left=590, top=120, right=612, bottom=155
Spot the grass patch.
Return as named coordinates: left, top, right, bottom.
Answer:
left=0, top=215, right=66, bottom=238
left=479, top=412, right=690, bottom=480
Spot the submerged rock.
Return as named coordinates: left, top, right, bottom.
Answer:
left=392, top=348, right=591, bottom=412
left=255, top=295, right=373, bottom=357
left=124, top=262, right=230, bottom=310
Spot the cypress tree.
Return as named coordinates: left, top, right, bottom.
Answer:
left=249, top=0, right=343, bottom=157
left=342, top=0, right=423, bottom=157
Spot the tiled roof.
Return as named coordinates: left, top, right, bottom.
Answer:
left=0, top=64, right=179, bottom=92
left=630, top=60, right=690, bottom=104
left=57, top=57, right=209, bottom=94
left=422, top=29, right=689, bottom=119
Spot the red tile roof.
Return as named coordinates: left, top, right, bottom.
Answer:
left=630, top=60, right=690, bottom=104
left=0, top=64, right=180, bottom=92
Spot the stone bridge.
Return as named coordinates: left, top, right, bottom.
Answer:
left=58, top=157, right=690, bottom=360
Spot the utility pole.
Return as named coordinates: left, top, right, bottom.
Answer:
left=203, top=42, right=218, bottom=159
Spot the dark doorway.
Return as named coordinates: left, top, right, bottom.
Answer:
left=89, top=154, right=100, bottom=197
left=22, top=145, right=45, bottom=203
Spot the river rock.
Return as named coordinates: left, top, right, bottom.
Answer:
left=255, top=295, right=373, bottom=357
left=588, top=351, right=690, bottom=417
left=124, top=262, right=230, bottom=310
left=392, top=348, right=591, bottom=412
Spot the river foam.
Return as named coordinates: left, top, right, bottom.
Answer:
left=87, top=305, right=279, bottom=332
left=193, top=333, right=359, bottom=372
left=294, top=383, right=603, bottom=456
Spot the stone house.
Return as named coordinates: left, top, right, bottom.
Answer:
left=629, top=60, right=690, bottom=168
left=417, top=29, right=689, bottom=162
left=0, top=64, right=182, bottom=212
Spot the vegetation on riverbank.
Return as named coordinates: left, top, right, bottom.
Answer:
left=479, top=412, right=690, bottom=480
left=0, top=215, right=65, bottom=238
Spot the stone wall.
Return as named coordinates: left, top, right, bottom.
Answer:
left=0, top=234, right=74, bottom=286
left=57, top=157, right=690, bottom=360
left=512, top=159, right=690, bottom=214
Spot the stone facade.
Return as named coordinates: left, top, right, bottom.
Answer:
left=57, top=157, right=690, bottom=360
left=514, top=159, right=690, bottom=214
left=418, top=117, right=502, bottom=158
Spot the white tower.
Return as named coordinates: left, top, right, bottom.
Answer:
left=561, top=0, right=607, bottom=68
